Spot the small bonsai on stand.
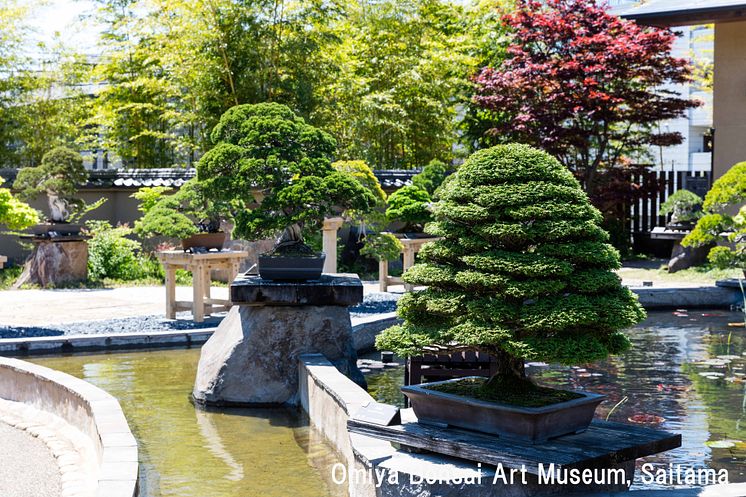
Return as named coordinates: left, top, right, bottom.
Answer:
left=683, top=162, right=746, bottom=277
left=197, top=102, right=375, bottom=279
left=13, top=147, right=89, bottom=227
left=133, top=179, right=230, bottom=251
left=385, top=185, right=433, bottom=234
left=659, top=189, right=703, bottom=229
left=376, top=144, right=646, bottom=441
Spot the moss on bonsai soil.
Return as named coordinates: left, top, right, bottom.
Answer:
left=423, top=376, right=584, bottom=408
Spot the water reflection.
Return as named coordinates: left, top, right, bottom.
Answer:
left=32, top=349, right=346, bottom=497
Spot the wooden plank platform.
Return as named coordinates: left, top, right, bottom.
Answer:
left=348, top=414, right=680, bottom=474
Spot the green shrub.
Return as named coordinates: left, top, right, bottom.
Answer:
left=376, top=144, right=646, bottom=388
left=385, top=185, right=432, bottom=231
left=86, top=221, right=146, bottom=281
left=412, top=159, right=451, bottom=196
left=659, top=189, right=703, bottom=224
left=0, top=178, right=39, bottom=230
left=360, top=233, right=404, bottom=262
left=683, top=163, right=746, bottom=271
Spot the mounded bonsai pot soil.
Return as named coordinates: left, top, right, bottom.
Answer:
left=181, top=232, right=227, bottom=251
left=402, top=376, right=606, bottom=444
left=258, top=253, right=326, bottom=281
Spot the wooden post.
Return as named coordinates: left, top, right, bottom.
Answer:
left=322, top=217, right=344, bottom=274
left=0, top=255, right=6, bottom=269
left=379, top=259, right=388, bottom=292
left=192, top=263, right=205, bottom=323
left=165, top=266, right=177, bottom=319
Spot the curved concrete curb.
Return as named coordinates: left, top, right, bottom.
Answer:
left=631, top=286, right=741, bottom=309
left=0, top=356, right=138, bottom=497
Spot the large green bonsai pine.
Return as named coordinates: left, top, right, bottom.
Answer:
left=197, top=103, right=375, bottom=253
left=377, top=144, right=646, bottom=396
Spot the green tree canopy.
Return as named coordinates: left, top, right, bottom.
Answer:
left=377, top=144, right=646, bottom=382
left=0, top=178, right=39, bottom=230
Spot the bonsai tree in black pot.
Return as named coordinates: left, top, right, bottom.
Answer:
left=133, top=179, right=230, bottom=251
left=197, top=102, right=376, bottom=280
left=13, top=146, right=92, bottom=234
left=376, top=144, right=646, bottom=442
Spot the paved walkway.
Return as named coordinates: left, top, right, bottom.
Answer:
left=0, top=282, right=392, bottom=327
left=0, top=421, right=61, bottom=497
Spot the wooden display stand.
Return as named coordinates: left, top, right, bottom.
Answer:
left=156, top=250, right=248, bottom=322
left=379, top=236, right=441, bottom=292
left=0, top=255, right=6, bottom=269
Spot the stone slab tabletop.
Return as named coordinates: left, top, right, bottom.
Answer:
left=230, top=273, right=363, bottom=306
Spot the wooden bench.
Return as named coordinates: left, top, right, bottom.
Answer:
left=156, top=250, right=248, bottom=322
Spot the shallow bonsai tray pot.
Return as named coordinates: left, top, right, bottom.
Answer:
left=181, top=232, right=226, bottom=251
left=402, top=376, right=606, bottom=444
left=31, top=223, right=84, bottom=236
left=257, top=253, right=326, bottom=281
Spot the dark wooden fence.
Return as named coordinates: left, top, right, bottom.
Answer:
left=630, top=170, right=711, bottom=235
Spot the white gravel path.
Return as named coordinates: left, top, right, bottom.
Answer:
left=0, top=420, right=61, bottom=497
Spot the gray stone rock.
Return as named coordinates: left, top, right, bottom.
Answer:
left=193, top=304, right=365, bottom=406
left=667, top=241, right=711, bottom=273
left=230, top=273, right=363, bottom=306
left=14, top=240, right=88, bottom=288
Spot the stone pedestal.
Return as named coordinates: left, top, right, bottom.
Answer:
left=193, top=274, right=364, bottom=406
left=14, top=239, right=88, bottom=288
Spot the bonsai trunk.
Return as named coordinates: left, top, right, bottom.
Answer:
left=484, top=349, right=527, bottom=393
left=48, top=194, right=70, bottom=223
left=275, top=223, right=304, bottom=250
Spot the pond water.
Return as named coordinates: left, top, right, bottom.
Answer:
left=366, top=309, right=746, bottom=489
left=31, top=349, right=347, bottom=497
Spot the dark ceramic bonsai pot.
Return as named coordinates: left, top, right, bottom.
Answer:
left=258, top=253, right=326, bottom=281
left=402, top=376, right=606, bottom=444
left=181, top=232, right=227, bottom=251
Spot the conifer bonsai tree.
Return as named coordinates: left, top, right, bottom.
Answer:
left=377, top=144, right=646, bottom=403
left=683, top=162, right=746, bottom=274
left=659, top=189, right=703, bottom=226
left=385, top=185, right=432, bottom=233
left=13, top=146, right=88, bottom=223
left=197, top=103, right=375, bottom=256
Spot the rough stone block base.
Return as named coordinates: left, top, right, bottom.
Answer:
left=14, top=240, right=88, bottom=288
left=193, top=304, right=364, bottom=406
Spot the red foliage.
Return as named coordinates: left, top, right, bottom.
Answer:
left=473, top=0, right=700, bottom=196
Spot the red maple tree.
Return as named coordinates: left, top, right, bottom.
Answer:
left=473, top=0, right=700, bottom=197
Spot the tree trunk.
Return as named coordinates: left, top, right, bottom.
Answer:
left=484, top=349, right=527, bottom=393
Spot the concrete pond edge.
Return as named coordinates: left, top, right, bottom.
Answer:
left=0, top=356, right=138, bottom=497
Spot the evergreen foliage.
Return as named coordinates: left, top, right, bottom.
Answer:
left=659, top=189, right=703, bottom=224
left=377, top=144, right=646, bottom=378
left=683, top=163, right=746, bottom=271
left=13, top=146, right=88, bottom=222
left=360, top=233, right=404, bottom=262
left=412, top=159, right=452, bottom=196
left=385, top=185, right=432, bottom=232
left=197, top=103, right=376, bottom=246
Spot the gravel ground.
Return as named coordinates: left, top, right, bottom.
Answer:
left=0, top=292, right=400, bottom=339
left=0, top=421, right=61, bottom=497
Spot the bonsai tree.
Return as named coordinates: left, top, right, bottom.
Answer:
left=659, top=189, right=703, bottom=226
left=377, top=144, right=646, bottom=401
left=0, top=178, right=39, bottom=230
left=412, top=159, right=452, bottom=196
left=133, top=179, right=229, bottom=240
left=13, top=147, right=88, bottom=223
left=360, top=233, right=404, bottom=263
left=683, top=162, right=746, bottom=273
left=197, top=103, right=375, bottom=254
left=332, top=160, right=388, bottom=231
left=385, top=185, right=432, bottom=232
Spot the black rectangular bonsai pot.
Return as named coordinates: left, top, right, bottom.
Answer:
left=257, top=253, right=326, bottom=281
left=402, top=376, right=606, bottom=444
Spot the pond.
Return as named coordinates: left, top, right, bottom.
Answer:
left=366, top=309, right=746, bottom=489
left=31, top=349, right=347, bottom=497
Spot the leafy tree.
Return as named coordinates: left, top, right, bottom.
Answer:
left=683, top=163, right=746, bottom=272
left=385, top=185, right=432, bottom=232
left=13, top=147, right=88, bottom=222
left=197, top=102, right=375, bottom=252
left=86, top=220, right=145, bottom=281
left=377, top=144, right=646, bottom=392
left=360, top=233, right=404, bottom=262
left=0, top=178, right=39, bottom=230
left=472, top=0, right=699, bottom=196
